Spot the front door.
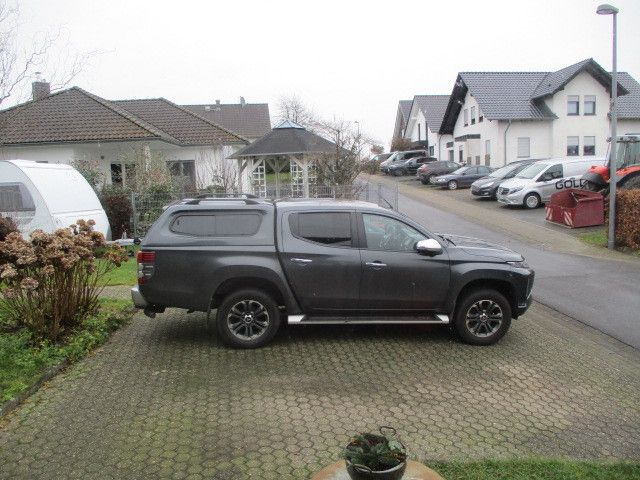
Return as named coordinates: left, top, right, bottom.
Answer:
left=280, top=211, right=361, bottom=313
left=358, top=213, right=450, bottom=312
left=536, top=163, right=564, bottom=202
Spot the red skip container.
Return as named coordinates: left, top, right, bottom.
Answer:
left=545, top=189, right=605, bottom=228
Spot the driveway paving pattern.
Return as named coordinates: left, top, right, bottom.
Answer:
left=1, top=303, right=639, bottom=479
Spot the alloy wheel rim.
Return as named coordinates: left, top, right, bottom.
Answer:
left=227, top=300, right=270, bottom=340
left=449, top=181, right=457, bottom=190
left=465, top=300, right=503, bottom=337
left=526, top=195, right=538, bottom=208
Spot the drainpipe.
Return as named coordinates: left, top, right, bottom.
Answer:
left=503, top=120, right=512, bottom=166
left=438, top=134, right=442, bottom=160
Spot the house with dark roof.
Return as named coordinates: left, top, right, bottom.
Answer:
left=403, top=95, right=452, bottom=159
left=183, top=99, right=271, bottom=141
left=392, top=100, right=412, bottom=140
left=439, top=58, right=640, bottom=167
left=0, top=82, right=252, bottom=190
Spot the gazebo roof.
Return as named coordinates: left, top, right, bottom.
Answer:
left=228, top=120, right=337, bottom=158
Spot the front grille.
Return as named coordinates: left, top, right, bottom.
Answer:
left=499, top=187, right=510, bottom=195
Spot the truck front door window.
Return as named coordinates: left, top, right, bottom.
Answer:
left=362, top=214, right=424, bottom=252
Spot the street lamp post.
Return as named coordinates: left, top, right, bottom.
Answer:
left=597, top=3, right=619, bottom=250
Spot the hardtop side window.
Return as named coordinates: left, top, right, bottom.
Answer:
left=0, top=183, right=35, bottom=212
left=543, top=164, right=563, bottom=180
left=170, top=212, right=262, bottom=236
left=290, top=212, right=352, bottom=247
left=362, top=214, right=425, bottom=252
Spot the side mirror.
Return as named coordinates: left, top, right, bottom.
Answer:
left=416, top=238, right=443, bottom=256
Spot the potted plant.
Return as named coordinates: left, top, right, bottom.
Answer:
left=342, top=427, right=407, bottom=480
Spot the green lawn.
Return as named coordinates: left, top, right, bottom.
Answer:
left=0, top=298, right=134, bottom=403
left=100, top=246, right=138, bottom=286
left=578, top=227, right=608, bottom=248
left=431, top=459, right=640, bottom=480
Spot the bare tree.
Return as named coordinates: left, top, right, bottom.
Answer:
left=0, top=0, right=94, bottom=106
left=195, top=149, right=239, bottom=193
left=276, top=94, right=317, bottom=128
left=390, top=136, right=413, bottom=152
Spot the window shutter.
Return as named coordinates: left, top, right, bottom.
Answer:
left=517, top=137, right=530, bottom=158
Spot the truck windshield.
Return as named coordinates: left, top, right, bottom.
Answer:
left=516, top=163, right=547, bottom=179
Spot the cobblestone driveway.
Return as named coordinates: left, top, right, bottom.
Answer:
left=1, top=302, right=639, bottom=479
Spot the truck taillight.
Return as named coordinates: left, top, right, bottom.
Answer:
left=137, top=251, right=156, bottom=284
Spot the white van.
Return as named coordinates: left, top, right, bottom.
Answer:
left=496, top=157, right=606, bottom=209
left=0, top=160, right=110, bottom=238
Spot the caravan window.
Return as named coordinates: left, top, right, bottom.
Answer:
left=0, top=183, right=35, bottom=212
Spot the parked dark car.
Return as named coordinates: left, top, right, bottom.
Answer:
left=380, top=150, right=428, bottom=174
left=417, top=160, right=461, bottom=184
left=432, top=165, right=494, bottom=190
left=470, top=160, right=535, bottom=199
left=387, top=156, right=436, bottom=176
left=132, top=196, right=534, bottom=348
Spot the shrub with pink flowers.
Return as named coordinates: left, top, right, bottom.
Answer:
left=0, top=220, right=128, bottom=342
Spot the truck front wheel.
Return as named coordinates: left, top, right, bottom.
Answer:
left=216, top=289, right=280, bottom=348
left=453, top=289, right=512, bottom=345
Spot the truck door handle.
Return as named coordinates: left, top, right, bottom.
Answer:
left=291, top=258, right=312, bottom=264
left=366, top=261, right=387, bottom=268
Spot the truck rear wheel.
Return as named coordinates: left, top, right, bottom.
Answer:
left=453, top=289, right=512, bottom=345
left=216, top=289, right=280, bottom=348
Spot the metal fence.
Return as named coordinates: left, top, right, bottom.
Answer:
left=127, top=180, right=399, bottom=239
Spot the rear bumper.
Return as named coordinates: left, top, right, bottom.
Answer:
left=131, top=285, right=148, bottom=309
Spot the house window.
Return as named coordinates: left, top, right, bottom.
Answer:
left=448, top=150, right=454, bottom=162
left=429, top=146, right=434, bottom=156
left=471, top=106, right=476, bottom=125
left=475, top=155, right=480, bottom=165
left=458, top=146, right=464, bottom=163
left=567, top=95, right=580, bottom=115
left=479, top=112, right=484, bottom=122
left=463, top=109, right=469, bottom=126
left=517, top=137, right=530, bottom=158
left=110, top=163, right=123, bottom=186
left=485, top=140, right=491, bottom=165
left=567, top=136, right=579, bottom=156
left=584, top=136, right=596, bottom=156
left=167, top=160, right=196, bottom=190
left=584, top=96, right=596, bottom=115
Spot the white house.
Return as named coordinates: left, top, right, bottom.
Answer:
left=0, top=83, right=255, bottom=190
left=403, top=95, right=452, bottom=159
left=438, top=58, right=640, bottom=168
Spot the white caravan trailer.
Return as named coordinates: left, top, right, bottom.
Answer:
left=0, top=160, right=110, bottom=239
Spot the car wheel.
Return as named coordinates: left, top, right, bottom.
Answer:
left=420, top=177, right=428, bottom=185
left=393, top=169, right=403, bottom=177
left=216, top=289, right=280, bottom=348
left=447, top=180, right=458, bottom=190
left=523, top=192, right=541, bottom=209
left=453, top=289, right=512, bottom=345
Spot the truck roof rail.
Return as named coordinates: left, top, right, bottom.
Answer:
left=194, top=192, right=258, bottom=199
left=182, top=196, right=263, bottom=205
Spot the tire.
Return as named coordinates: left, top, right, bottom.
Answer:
left=523, top=192, right=541, bottom=209
left=393, top=169, right=404, bottom=177
left=447, top=180, right=458, bottom=190
left=453, top=289, right=512, bottom=345
left=216, top=289, right=280, bottom=348
left=420, top=177, right=428, bottom=185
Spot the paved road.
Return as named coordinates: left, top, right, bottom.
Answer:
left=388, top=181, right=640, bottom=348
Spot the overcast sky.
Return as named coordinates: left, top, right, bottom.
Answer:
left=14, top=0, right=640, bottom=149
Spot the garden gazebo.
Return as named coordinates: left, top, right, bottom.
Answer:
left=228, top=120, right=338, bottom=198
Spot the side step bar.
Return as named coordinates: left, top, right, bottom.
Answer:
left=287, top=314, right=449, bottom=325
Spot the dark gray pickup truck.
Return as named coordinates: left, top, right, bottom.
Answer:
left=132, top=197, right=534, bottom=348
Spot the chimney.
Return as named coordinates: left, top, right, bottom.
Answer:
left=215, top=99, right=221, bottom=105
left=32, top=80, right=50, bottom=101
left=239, top=96, right=245, bottom=106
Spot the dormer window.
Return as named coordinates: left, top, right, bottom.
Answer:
left=584, top=96, right=596, bottom=115
left=471, top=106, right=476, bottom=124
left=463, top=108, right=469, bottom=126
left=567, top=96, right=580, bottom=116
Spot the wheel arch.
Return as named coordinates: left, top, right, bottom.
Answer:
left=211, top=277, right=285, bottom=310
left=453, top=278, right=518, bottom=318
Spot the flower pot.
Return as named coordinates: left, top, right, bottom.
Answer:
left=345, top=459, right=407, bottom=480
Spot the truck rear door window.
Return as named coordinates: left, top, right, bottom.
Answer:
left=0, top=183, right=35, bottom=212
left=170, top=212, right=261, bottom=236
left=290, top=212, right=352, bottom=247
